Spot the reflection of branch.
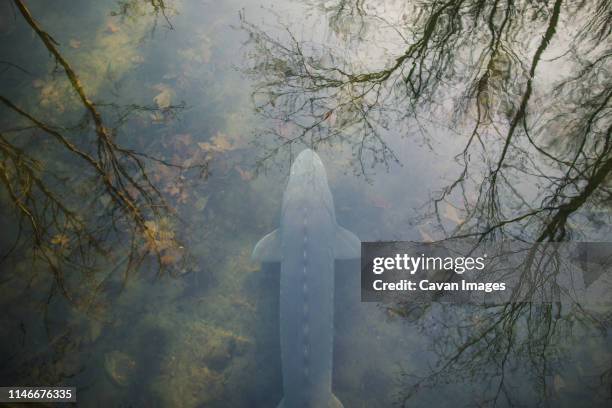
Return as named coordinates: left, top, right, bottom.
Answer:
left=246, top=0, right=611, bottom=243
left=111, top=0, right=175, bottom=30
left=0, top=129, right=94, bottom=301
left=538, top=153, right=612, bottom=241
left=241, top=13, right=402, bottom=176
left=0, top=60, right=32, bottom=76
left=0, top=1, right=206, bottom=308
left=149, top=0, right=174, bottom=30
left=489, top=0, right=562, bottom=190
left=245, top=1, right=611, bottom=405
left=13, top=0, right=148, bottom=224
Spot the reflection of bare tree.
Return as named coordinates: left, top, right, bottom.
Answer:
left=0, top=0, right=205, bottom=313
left=304, top=0, right=368, bottom=41
left=242, top=0, right=611, bottom=405
left=111, top=0, right=176, bottom=31
left=241, top=9, right=401, bottom=176
left=394, top=241, right=611, bottom=406
left=243, top=0, right=610, bottom=237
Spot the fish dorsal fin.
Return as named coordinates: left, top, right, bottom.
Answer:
left=252, top=229, right=281, bottom=262
left=334, top=225, right=360, bottom=260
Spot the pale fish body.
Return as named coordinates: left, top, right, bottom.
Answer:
left=253, top=149, right=360, bottom=408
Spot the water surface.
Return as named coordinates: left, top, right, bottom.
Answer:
left=0, top=0, right=610, bottom=406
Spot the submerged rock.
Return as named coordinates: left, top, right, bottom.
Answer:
left=104, top=350, right=136, bottom=387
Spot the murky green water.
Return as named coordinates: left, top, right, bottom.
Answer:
left=0, top=0, right=610, bottom=407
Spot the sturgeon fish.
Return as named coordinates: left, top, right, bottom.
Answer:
left=253, top=149, right=360, bottom=408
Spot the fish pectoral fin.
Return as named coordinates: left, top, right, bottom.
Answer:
left=334, top=225, right=361, bottom=260
left=252, top=229, right=282, bottom=262
left=276, top=398, right=284, bottom=408
left=330, top=393, right=344, bottom=408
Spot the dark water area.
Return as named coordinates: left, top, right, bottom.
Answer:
left=0, top=0, right=611, bottom=406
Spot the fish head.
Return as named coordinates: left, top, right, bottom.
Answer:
left=282, top=149, right=335, bottom=219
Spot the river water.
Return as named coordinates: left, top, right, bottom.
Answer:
left=0, top=0, right=610, bottom=407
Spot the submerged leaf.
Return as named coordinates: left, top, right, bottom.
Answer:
left=160, top=247, right=183, bottom=266
left=235, top=166, right=253, bottom=181
left=144, top=218, right=176, bottom=252
left=105, top=21, right=120, bottom=34
left=69, top=39, right=81, bottom=49
left=194, top=196, right=209, bottom=211
left=164, top=183, right=180, bottom=197
left=442, top=203, right=464, bottom=225
left=197, top=132, right=234, bottom=153
left=51, top=234, right=70, bottom=248
left=152, top=83, right=174, bottom=109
